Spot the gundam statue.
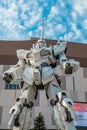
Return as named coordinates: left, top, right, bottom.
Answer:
left=2, top=38, right=79, bottom=130
left=2, top=21, right=80, bottom=130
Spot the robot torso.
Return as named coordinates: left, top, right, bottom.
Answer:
left=17, top=39, right=66, bottom=86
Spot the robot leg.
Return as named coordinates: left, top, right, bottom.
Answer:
left=8, top=96, right=25, bottom=129
left=57, top=92, right=77, bottom=121
left=45, top=82, right=77, bottom=130
left=56, top=91, right=77, bottom=130
left=9, top=82, right=36, bottom=130
left=16, top=101, right=33, bottom=130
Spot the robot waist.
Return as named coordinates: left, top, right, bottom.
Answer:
left=22, top=66, right=55, bottom=85
left=33, top=68, right=41, bottom=85
left=42, top=66, right=55, bottom=85
left=34, top=66, right=55, bottom=85
left=41, top=62, right=57, bottom=68
left=30, top=62, right=57, bottom=69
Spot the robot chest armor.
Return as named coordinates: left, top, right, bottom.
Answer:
left=22, top=66, right=54, bottom=86
left=26, top=48, right=52, bottom=66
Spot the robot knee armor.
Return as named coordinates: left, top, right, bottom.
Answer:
left=56, top=91, right=67, bottom=103
left=56, top=91, right=75, bottom=122
left=56, top=91, right=73, bottom=106
left=15, top=96, right=26, bottom=107
left=28, top=101, right=33, bottom=108
left=24, top=101, right=33, bottom=108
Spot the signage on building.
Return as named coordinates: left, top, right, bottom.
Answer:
left=73, top=102, right=87, bottom=127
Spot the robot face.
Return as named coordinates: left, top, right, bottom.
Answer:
left=35, top=39, right=46, bottom=48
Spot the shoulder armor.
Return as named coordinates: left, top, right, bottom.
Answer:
left=40, top=46, right=52, bottom=57
left=53, top=41, right=67, bottom=56
left=16, top=49, right=28, bottom=59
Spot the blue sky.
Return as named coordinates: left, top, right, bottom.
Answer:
left=0, top=0, right=87, bottom=43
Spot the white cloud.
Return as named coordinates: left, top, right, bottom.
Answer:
left=45, top=28, right=54, bottom=37
left=30, top=9, right=42, bottom=26
left=28, top=31, right=33, bottom=37
left=73, top=0, right=87, bottom=15
left=45, top=27, right=56, bottom=39
left=0, top=0, right=43, bottom=40
left=71, top=12, right=77, bottom=21
left=59, top=1, right=65, bottom=7
left=63, top=22, right=83, bottom=42
left=48, top=5, right=59, bottom=19
left=71, top=23, right=82, bottom=39
left=63, top=32, right=74, bottom=41
left=0, top=0, right=87, bottom=43
left=83, top=19, right=87, bottom=30
left=56, top=24, right=66, bottom=33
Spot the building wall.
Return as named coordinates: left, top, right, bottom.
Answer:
left=0, top=65, right=87, bottom=129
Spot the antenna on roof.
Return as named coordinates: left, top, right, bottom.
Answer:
left=41, top=19, right=44, bottom=40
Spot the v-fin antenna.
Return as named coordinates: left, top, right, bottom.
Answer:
left=41, top=19, right=44, bottom=40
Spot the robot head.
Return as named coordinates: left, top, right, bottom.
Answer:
left=35, top=39, right=46, bottom=48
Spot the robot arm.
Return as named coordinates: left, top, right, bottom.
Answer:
left=59, top=53, right=80, bottom=74
left=53, top=40, right=80, bottom=74
left=2, top=49, right=27, bottom=83
left=2, top=59, right=25, bottom=83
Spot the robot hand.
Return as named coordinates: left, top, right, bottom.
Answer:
left=2, top=73, right=13, bottom=83
left=62, top=59, right=80, bottom=74
left=64, top=62, right=73, bottom=74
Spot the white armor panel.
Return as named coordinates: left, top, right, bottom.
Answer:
left=17, top=49, right=29, bottom=59
left=26, top=46, right=53, bottom=67
left=60, top=59, right=80, bottom=74
left=33, top=67, right=41, bottom=85
left=18, top=107, right=32, bottom=130
left=42, top=66, right=54, bottom=85
left=57, top=92, right=77, bottom=120
left=22, top=67, right=33, bottom=85
left=3, top=65, right=24, bottom=81
left=53, top=41, right=67, bottom=56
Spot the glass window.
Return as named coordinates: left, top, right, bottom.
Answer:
left=5, top=80, right=20, bottom=89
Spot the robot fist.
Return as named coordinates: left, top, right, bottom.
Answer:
left=3, top=73, right=13, bottom=83
left=63, top=59, right=80, bottom=74
left=64, top=62, right=73, bottom=74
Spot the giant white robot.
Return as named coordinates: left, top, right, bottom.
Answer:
left=2, top=38, right=80, bottom=130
